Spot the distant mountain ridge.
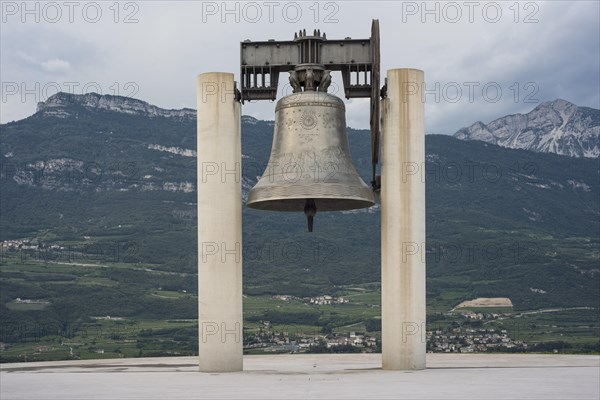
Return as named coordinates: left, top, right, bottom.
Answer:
left=1, top=92, right=598, bottom=312
left=454, top=99, right=600, bottom=158
left=37, top=92, right=196, bottom=120
left=38, top=93, right=600, bottom=158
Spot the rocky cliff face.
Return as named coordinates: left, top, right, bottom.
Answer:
left=36, top=92, right=196, bottom=120
left=454, top=99, right=599, bottom=158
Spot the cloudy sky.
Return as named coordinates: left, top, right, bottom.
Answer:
left=1, top=0, right=598, bottom=133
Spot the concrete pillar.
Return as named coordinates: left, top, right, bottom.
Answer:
left=381, top=68, right=426, bottom=370
left=196, top=72, right=243, bottom=372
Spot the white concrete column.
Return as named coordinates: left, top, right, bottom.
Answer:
left=381, top=68, right=426, bottom=370
left=197, top=72, right=243, bottom=372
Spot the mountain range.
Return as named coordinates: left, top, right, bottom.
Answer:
left=1, top=92, right=598, bottom=317
left=454, top=99, right=599, bottom=158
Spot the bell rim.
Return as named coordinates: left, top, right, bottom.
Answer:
left=246, top=197, right=375, bottom=212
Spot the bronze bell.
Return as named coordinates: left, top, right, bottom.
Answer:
left=246, top=90, right=375, bottom=232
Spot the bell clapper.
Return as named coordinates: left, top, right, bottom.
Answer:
left=304, top=199, right=317, bottom=232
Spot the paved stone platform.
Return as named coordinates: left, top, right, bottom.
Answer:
left=1, top=354, right=598, bottom=399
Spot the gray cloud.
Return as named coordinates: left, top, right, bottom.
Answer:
left=1, top=1, right=598, bottom=135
